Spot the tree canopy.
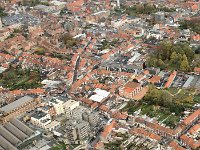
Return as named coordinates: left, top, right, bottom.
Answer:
left=125, top=3, right=175, bottom=16
left=0, top=7, right=7, bottom=17
left=62, top=33, right=78, bottom=48
left=147, top=41, right=194, bottom=71
left=143, top=86, right=194, bottom=115
left=179, top=17, right=200, bottom=34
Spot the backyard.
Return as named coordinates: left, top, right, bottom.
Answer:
left=123, top=87, right=198, bottom=128
left=33, top=46, right=73, bottom=61
left=0, top=66, right=42, bottom=90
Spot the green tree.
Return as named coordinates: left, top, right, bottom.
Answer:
left=62, top=33, right=77, bottom=48
left=157, top=59, right=166, bottom=69
left=158, top=40, right=173, bottom=60
left=161, top=90, right=172, bottom=107
left=169, top=52, right=178, bottom=68
left=180, top=54, right=190, bottom=72
left=0, top=7, right=7, bottom=17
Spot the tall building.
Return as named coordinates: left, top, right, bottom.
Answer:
left=63, top=100, right=79, bottom=119
left=49, top=99, right=65, bottom=116
left=72, top=106, right=87, bottom=120
left=83, top=111, right=99, bottom=126
left=76, top=121, right=90, bottom=140
left=65, top=121, right=78, bottom=144
left=64, top=120, right=89, bottom=143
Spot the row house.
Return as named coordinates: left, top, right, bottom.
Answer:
left=180, top=134, right=200, bottom=149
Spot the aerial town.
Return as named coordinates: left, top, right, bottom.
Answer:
left=0, top=0, right=200, bottom=150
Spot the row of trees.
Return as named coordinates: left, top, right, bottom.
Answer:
left=147, top=41, right=194, bottom=71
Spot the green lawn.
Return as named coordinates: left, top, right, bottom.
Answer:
left=193, top=95, right=200, bottom=103
left=52, top=143, right=66, bottom=150
left=167, top=87, right=179, bottom=95
left=0, top=66, right=42, bottom=90
left=124, top=87, right=198, bottom=128
left=33, top=47, right=72, bottom=61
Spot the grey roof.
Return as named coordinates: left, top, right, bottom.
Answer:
left=10, top=119, right=34, bottom=136
left=4, top=123, right=28, bottom=141
left=0, top=119, right=35, bottom=150
left=2, top=14, right=41, bottom=26
left=0, top=96, right=34, bottom=113
left=0, top=145, right=4, bottom=150
left=0, top=135, right=18, bottom=150
left=183, top=76, right=194, bottom=88
left=31, top=111, right=48, bottom=120
left=0, top=126, right=21, bottom=146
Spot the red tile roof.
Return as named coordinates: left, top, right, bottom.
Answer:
left=180, top=134, right=200, bottom=149
left=149, top=75, right=161, bottom=84
left=183, top=109, right=200, bottom=126
left=164, top=71, right=177, bottom=88
left=101, top=120, right=116, bottom=139
left=99, top=105, right=110, bottom=112
left=131, top=127, right=161, bottom=141
left=169, top=141, right=186, bottom=150
left=189, top=123, right=200, bottom=135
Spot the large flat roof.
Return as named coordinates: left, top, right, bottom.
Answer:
left=0, top=96, right=34, bottom=113
left=89, top=88, right=110, bottom=102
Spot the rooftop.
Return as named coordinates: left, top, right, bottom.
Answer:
left=0, top=96, right=34, bottom=113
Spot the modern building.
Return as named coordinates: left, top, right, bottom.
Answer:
left=82, top=111, right=100, bottom=126
left=30, top=111, right=51, bottom=129
left=0, top=18, right=2, bottom=28
left=72, top=106, right=87, bottom=121
left=76, top=121, right=90, bottom=141
left=63, top=100, right=80, bottom=119
left=30, top=111, right=60, bottom=131
left=56, top=120, right=90, bottom=144
left=48, top=99, right=65, bottom=116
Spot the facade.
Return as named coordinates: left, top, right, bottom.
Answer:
left=0, top=18, right=2, bottom=29
left=63, top=100, right=80, bottom=119
left=64, top=120, right=90, bottom=144
left=0, top=96, right=41, bottom=123
left=30, top=111, right=51, bottom=129
left=83, top=111, right=99, bottom=126
left=49, top=99, right=65, bottom=116
left=72, top=106, right=87, bottom=120
left=77, top=121, right=90, bottom=141
left=119, top=81, right=143, bottom=99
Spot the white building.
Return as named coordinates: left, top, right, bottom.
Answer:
left=31, top=111, right=51, bottom=129
left=89, top=88, right=110, bottom=103
left=49, top=99, right=65, bottom=116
